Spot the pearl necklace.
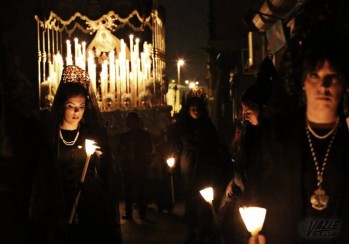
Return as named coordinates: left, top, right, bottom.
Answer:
left=59, top=129, right=80, bottom=146
left=306, top=118, right=339, bottom=139
left=305, top=121, right=338, bottom=211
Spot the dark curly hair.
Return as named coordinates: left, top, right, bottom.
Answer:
left=279, top=0, right=349, bottom=112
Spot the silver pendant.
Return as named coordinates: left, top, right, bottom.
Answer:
left=310, top=187, right=329, bottom=211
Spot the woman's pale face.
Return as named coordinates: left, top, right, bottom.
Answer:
left=189, top=105, right=200, bottom=119
left=304, top=60, right=344, bottom=113
left=242, top=103, right=259, bottom=126
left=62, top=95, right=86, bottom=129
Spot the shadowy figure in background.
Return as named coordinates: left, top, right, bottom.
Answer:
left=148, top=114, right=176, bottom=214
left=232, top=84, right=270, bottom=177
left=118, top=111, right=153, bottom=221
left=222, top=56, right=281, bottom=244
left=254, top=55, right=276, bottom=107
left=231, top=55, right=279, bottom=159
left=169, top=88, right=232, bottom=244
left=222, top=85, right=271, bottom=244
left=230, top=56, right=279, bottom=194
left=29, top=65, right=122, bottom=244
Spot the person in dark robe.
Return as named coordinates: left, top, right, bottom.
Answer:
left=170, top=88, right=232, bottom=244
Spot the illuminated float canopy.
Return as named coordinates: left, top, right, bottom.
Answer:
left=35, top=10, right=166, bottom=110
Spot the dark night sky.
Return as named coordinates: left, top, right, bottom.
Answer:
left=162, top=0, right=209, bottom=85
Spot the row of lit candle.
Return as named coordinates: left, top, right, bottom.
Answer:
left=44, top=35, right=153, bottom=108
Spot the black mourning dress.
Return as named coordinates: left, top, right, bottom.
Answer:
left=30, top=125, right=122, bottom=244
left=30, top=65, right=122, bottom=243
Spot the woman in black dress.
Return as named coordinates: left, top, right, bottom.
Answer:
left=30, top=65, right=122, bottom=244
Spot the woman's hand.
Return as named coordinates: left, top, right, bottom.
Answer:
left=95, top=149, right=103, bottom=157
left=225, top=177, right=244, bottom=197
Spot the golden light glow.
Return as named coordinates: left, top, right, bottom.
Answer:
left=248, top=32, right=253, bottom=67
left=239, top=206, right=266, bottom=236
left=188, top=82, right=196, bottom=89
left=200, top=187, right=214, bottom=202
left=35, top=10, right=166, bottom=110
left=177, top=59, right=184, bottom=67
left=85, top=139, right=98, bottom=155
left=166, top=157, right=175, bottom=168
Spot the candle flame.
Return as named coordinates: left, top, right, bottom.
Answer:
left=200, top=187, right=214, bottom=202
left=85, top=139, right=98, bottom=155
left=239, top=206, right=266, bottom=236
left=166, top=157, right=175, bottom=168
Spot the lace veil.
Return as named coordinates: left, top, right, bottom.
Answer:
left=48, top=65, right=106, bottom=148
